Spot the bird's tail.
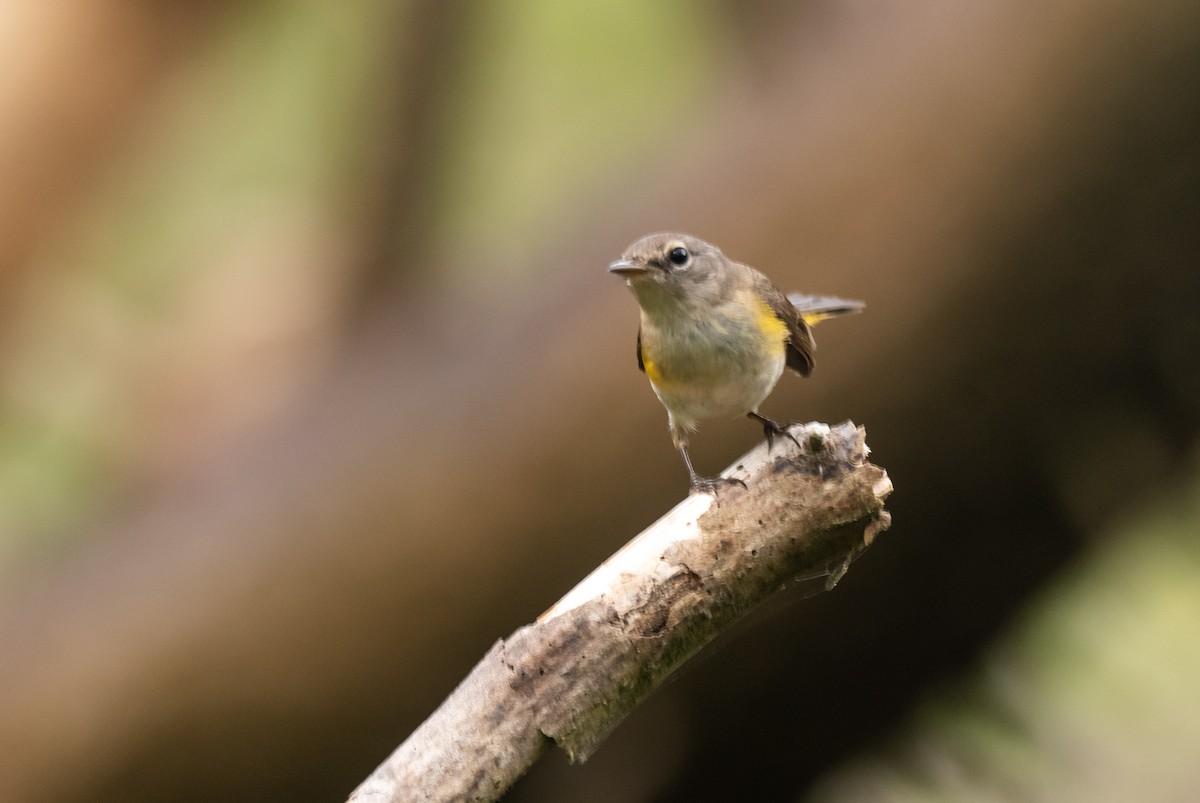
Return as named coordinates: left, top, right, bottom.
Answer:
left=787, top=294, right=865, bottom=326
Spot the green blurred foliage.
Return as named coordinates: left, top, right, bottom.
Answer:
left=1, top=1, right=394, bottom=559
left=77, top=1, right=397, bottom=306
left=431, top=0, right=722, bottom=282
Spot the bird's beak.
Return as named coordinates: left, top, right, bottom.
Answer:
left=608, top=258, right=647, bottom=277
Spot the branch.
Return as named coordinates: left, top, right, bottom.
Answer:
left=349, top=421, right=892, bottom=802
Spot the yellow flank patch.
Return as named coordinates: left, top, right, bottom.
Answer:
left=755, top=297, right=790, bottom=343
left=642, top=356, right=664, bottom=386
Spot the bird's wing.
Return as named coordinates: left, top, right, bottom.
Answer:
left=755, top=272, right=816, bottom=377
left=636, top=326, right=645, bottom=373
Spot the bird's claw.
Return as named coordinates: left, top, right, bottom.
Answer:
left=689, top=475, right=747, bottom=494
left=750, top=413, right=802, bottom=453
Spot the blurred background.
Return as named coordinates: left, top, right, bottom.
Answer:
left=1, top=1, right=1199, bottom=801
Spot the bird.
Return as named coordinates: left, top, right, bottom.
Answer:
left=609, top=232, right=863, bottom=492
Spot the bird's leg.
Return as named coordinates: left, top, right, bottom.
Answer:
left=672, top=423, right=745, bottom=493
left=747, top=411, right=801, bottom=452
left=679, top=444, right=746, bottom=493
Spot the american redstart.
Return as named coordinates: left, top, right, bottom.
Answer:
left=609, top=232, right=863, bottom=492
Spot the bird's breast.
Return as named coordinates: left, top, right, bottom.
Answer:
left=638, top=296, right=787, bottom=420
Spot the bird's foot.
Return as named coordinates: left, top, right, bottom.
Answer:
left=688, top=474, right=747, bottom=494
left=748, top=412, right=801, bottom=452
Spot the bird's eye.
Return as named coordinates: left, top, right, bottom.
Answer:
left=667, top=246, right=689, bottom=266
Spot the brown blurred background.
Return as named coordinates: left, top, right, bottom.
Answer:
left=2, top=2, right=1199, bottom=801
